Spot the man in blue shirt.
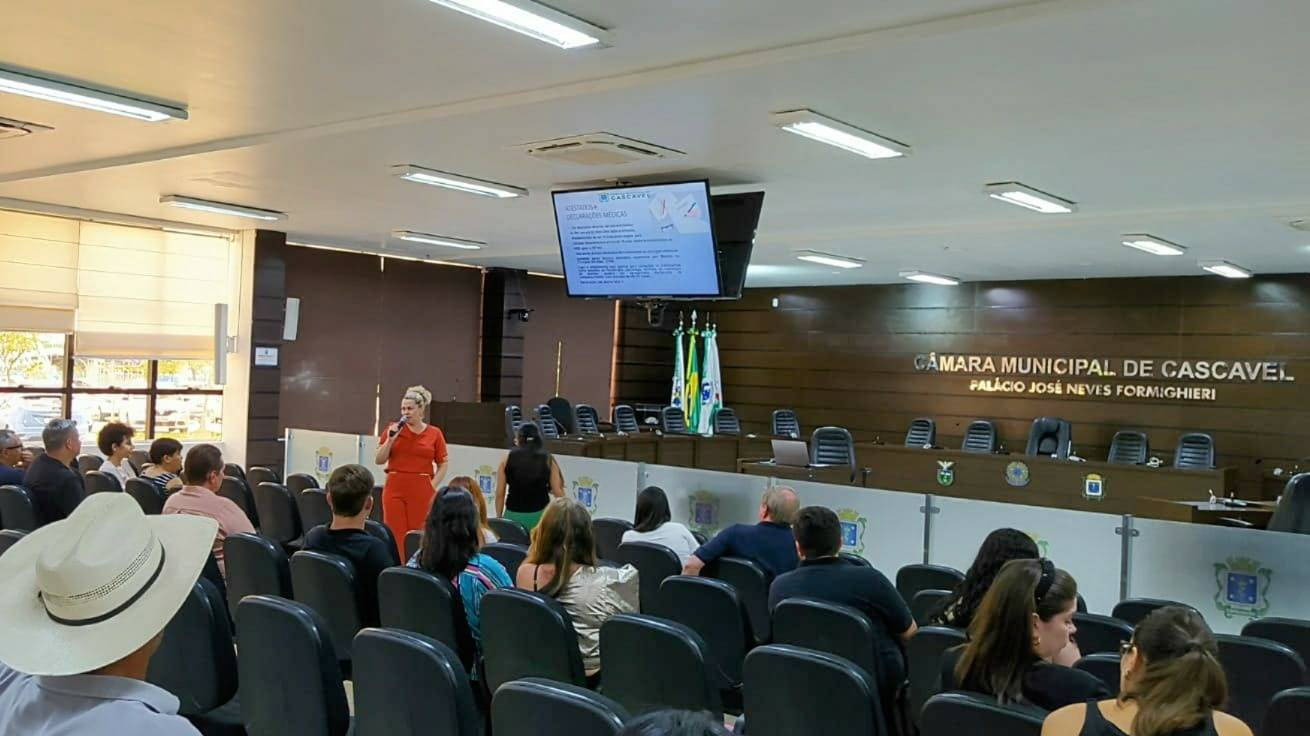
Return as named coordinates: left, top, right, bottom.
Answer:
left=683, top=486, right=800, bottom=578
left=0, top=429, right=28, bottom=487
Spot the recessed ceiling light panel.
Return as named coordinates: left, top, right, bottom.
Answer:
left=0, top=66, right=186, bottom=122
left=899, top=270, right=960, bottom=286
left=1200, top=260, right=1252, bottom=279
left=1121, top=234, right=1187, bottom=256
left=160, top=195, right=285, bottom=221
left=771, top=109, right=909, bottom=160
left=391, top=230, right=485, bottom=250
left=424, top=0, right=611, bottom=49
left=983, top=182, right=1076, bottom=214
left=392, top=164, right=528, bottom=198
left=795, top=250, right=864, bottom=269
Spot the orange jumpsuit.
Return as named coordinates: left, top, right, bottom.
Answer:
left=380, top=424, right=448, bottom=559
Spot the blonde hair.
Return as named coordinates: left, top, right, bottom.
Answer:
left=403, top=385, right=432, bottom=408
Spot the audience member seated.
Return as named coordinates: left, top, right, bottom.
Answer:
left=140, top=437, right=185, bottom=495
left=97, top=421, right=138, bottom=487
left=683, top=486, right=800, bottom=578
left=942, top=558, right=1108, bottom=710
left=0, top=429, right=31, bottom=487
left=769, top=505, right=917, bottom=698
left=930, top=528, right=1040, bottom=629
left=24, top=419, right=86, bottom=526
left=161, top=443, right=254, bottom=577
left=1042, top=606, right=1252, bottom=736
left=621, top=485, right=700, bottom=565
left=448, top=474, right=498, bottom=544
left=496, top=422, right=564, bottom=532
left=515, top=497, right=638, bottom=675
left=408, top=485, right=513, bottom=662
left=0, top=492, right=216, bottom=735
left=618, top=709, right=730, bottom=736
left=303, top=464, right=398, bottom=627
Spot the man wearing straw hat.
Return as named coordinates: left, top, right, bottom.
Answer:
left=0, top=492, right=216, bottom=734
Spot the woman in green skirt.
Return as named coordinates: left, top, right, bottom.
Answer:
left=495, top=422, right=563, bottom=532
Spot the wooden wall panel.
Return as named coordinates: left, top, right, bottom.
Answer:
left=520, top=276, right=616, bottom=415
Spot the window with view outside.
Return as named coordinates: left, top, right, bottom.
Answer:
left=0, top=332, right=65, bottom=388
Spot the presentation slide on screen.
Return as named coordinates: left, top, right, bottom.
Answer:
left=554, top=182, right=720, bottom=296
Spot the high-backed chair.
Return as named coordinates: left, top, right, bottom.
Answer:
left=147, top=579, right=242, bottom=734
left=1110, top=598, right=1199, bottom=627
left=76, top=454, right=102, bottom=476
left=704, top=556, right=772, bottom=642
left=219, top=476, right=260, bottom=528
left=771, top=409, right=800, bottom=438
left=920, top=692, right=1044, bottom=736
left=286, top=472, right=319, bottom=495
left=130, top=448, right=150, bottom=472
left=1073, top=653, right=1122, bottom=696
left=1073, top=613, right=1134, bottom=656
left=481, top=589, right=587, bottom=693
left=1173, top=432, right=1215, bottom=469
left=505, top=405, right=524, bottom=446
left=235, top=595, right=350, bottom=736
left=841, top=552, right=871, bottom=567
left=0, top=485, right=38, bottom=532
left=895, top=564, right=965, bottom=606
left=246, top=466, right=280, bottom=488
left=772, top=598, right=886, bottom=709
left=254, top=482, right=303, bottom=549
left=364, top=520, right=399, bottom=565
left=613, top=404, right=640, bottom=434
left=1269, top=473, right=1310, bottom=534
left=404, top=530, right=422, bottom=561
left=661, top=406, right=689, bottom=434
left=547, top=397, right=576, bottom=435
left=352, top=629, right=480, bottom=736
left=223, top=533, right=293, bottom=613
left=1217, top=634, right=1308, bottom=729
left=743, top=644, right=885, bottom=736
left=1243, top=617, right=1310, bottom=667
left=483, top=542, right=529, bottom=580
left=911, top=589, right=952, bottom=626
left=906, top=626, right=968, bottom=728
left=615, top=542, right=682, bottom=616
left=492, top=678, right=628, bottom=736
left=659, top=576, right=754, bottom=697
left=223, top=463, right=247, bottom=483
left=574, top=404, right=602, bottom=435
left=713, top=407, right=742, bottom=436
left=592, top=518, right=633, bottom=561
left=291, top=551, right=363, bottom=670
left=125, top=477, right=165, bottom=515
left=1107, top=430, right=1149, bottom=465
left=378, top=567, right=475, bottom=672
left=1025, top=416, right=1072, bottom=459
left=810, top=426, right=855, bottom=472
left=296, top=488, right=332, bottom=533
left=961, top=420, right=999, bottom=453
left=905, top=418, right=936, bottom=448
left=0, top=529, right=25, bottom=557
left=488, top=517, right=531, bottom=546
left=600, top=613, right=722, bottom=717
left=535, top=406, right=561, bottom=439
left=1264, top=687, right=1310, bottom=736
left=85, top=469, right=122, bottom=494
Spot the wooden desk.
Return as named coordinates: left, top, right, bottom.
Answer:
left=737, top=460, right=859, bottom=486
left=547, top=433, right=779, bottom=472
left=1135, top=498, right=1277, bottom=528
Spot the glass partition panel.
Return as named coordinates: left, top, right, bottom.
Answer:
left=1130, top=519, right=1310, bottom=634
left=284, top=429, right=374, bottom=486
left=788, top=480, right=927, bottom=577
left=932, top=497, right=1123, bottom=615
left=554, top=455, right=640, bottom=521
left=643, top=465, right=771, bottom=541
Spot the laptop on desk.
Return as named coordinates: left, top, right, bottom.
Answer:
left=771, top=439, right=811, bottom=468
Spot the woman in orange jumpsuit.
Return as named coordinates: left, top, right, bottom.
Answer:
left=374, top=385, right=448, bottom=558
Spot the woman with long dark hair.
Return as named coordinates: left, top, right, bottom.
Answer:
left=620, top=486, right=699, bottom=565
left=930, top=528, right=1040, bottom=629
left=495, top=422, right=563, bottom=531
left=942, top=558, right=1109, bottom=710
left=1043, top=606, right=1251, bottom=736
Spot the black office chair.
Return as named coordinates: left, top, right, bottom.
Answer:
left=492, top=678, right=628, bottom=736
left=713, top=407, right=742, bottom=436
left=483, top=542, right=529, bottom=580
left=772, top=598, right=889, bottom=718
left=533, top=407, right=561, bottom=439
left=1173, top=432, right=1216, bottom=469
left=906, top=626, right=967, bottom=728
left=659, top=576, right=754, bottom=700
left=601, top=613, right=722, bottom=717
left=592, top=518, right=634, bottom=561
left=147, top=580, right=242, bottom=735
left=661, top=406, right=689, bottom=434
left=481, top=589, right=587, bottom=693
left=246, top=466, right=280, bottom=488
left=704, top=556, right=772, bottom=642
left=235, top=595, right=350, bottom=736
left=911, top=589, right=952, bottom=626
left=547, top=397, right=576, bottom=435
left=223, top=533, right=293, bottom=614
left=488, top=517, right=531, bottom=546
left=125, top=478, right=165, bottom=515
left=743, top=644, right=886, bottom=736
left=1107, top=430, right=1149, bottom=465
left=1073, top=653, right=1122, bottom=696
left=286, top=472, right=319, bottom=494
left=296, top=488, right=332, bottom=534
left=290, top=551, right=363, bottom=672
left=1217, top=634, right=1308, bottom=729
left=0, top=529, right=25, bottom=557
left=85, top=470, right=122, bottom=494
left=76, top=454, right=102, bottom=476
left=961, top=420, right=998, bottom=453
left=1264, top=686, right=1310, bottom=736
left=1025, top=416, right=1072, bottom=459
left=895, top=564, right=965, bottom=606
left=613, top=404, right=641, bottom=434
left=1243, top=617, right=1310, bottom=667
left=615, top=542, right=682, bottom=617
left=1269, top=473, right=1310, bottom=534
left=0, top=485, right=38, bottom=532
left=1110, top=598, right=1200, bottom=627
left=905, top=418, right=936, bottom=448
left=403, top=530, right=422, bottom=561
left=377, top=567, right=476, bottom=673
left=574, top=404, right=602, bottom=436
left=505, top=405, right=525, bottom=446
left=771, top=409, right=800, bottom=439
left=253, top=481, right=303, bottom=550
left=1073, top=613, right=1134, bottom=656
left=130, top=449, right=150, bottom=473
left=218, top=476, right=260, bottom=528
left=352, top=628, right=480, bottom=736
left=223, top=463, right=246, bottom=483
left=810, top=426, right=855, bottom=473
left=920, top=692, right=1044, bottom=736
left=840, top=552, right=871, bottom=567
left=364, top=519, right=400, bottom=565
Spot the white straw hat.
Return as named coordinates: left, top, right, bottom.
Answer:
left=0, top=492, right=217, bottom=676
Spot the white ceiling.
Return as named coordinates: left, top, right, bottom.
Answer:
left=2, top=0, right=1310, bottom=287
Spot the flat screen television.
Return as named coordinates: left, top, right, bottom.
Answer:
left=553, top=180, right=722, bottom=299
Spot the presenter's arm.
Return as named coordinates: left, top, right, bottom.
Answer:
left=549, top=459, right=564, bottom=498
left=432, top=461, right=448, bottom=490
left=495, top=458, right=508, bottom=516
left=374, top=423, right=401, bottom=465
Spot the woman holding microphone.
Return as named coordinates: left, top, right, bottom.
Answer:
left=375, top=385, right=448, bottom=558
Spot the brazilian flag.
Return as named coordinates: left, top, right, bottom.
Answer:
left=684, top=322, right=701, bottom=431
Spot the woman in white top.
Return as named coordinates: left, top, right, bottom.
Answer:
left=96, top=421, right=137, bottom=487
left=621, top=486, right=700, bottom=566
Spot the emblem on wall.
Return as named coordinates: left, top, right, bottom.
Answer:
left=572, top=476, right=600, bottom=512
left=1082, top=473, right=1104, bottom=500
left=1023, top=531, right=1051, bottom=558
left=688, top=491, right=720, bottom=536
left=936, top=460, right=956, bottom=487
left=474, top=464, right=496, bottom=503
left=1213, top=556, right=1272, bottom=620
left=314, top=447, right=333, bottom=483
left=837, top=508, right=868, bottom=555
left=1005, top=461, right=1031, bottom=487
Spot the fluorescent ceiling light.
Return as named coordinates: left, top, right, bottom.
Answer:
left=795, top=250, right=864, bottom=269
left=1121, top=234, right=1186, bottom=257
left=424, top=0, right=610, bottom=49
left=900, top=270, right=960, bottom=286
left=771, top=109, right=909, bottom=160
left=0, top=66, right=186, bottom=122
left=1200, top=260, right=1252, bottom=279
left=160, top=195, right=285, bottom=221
left=983, top=182, right=1076, bottom=214
left=392, top=164, right=527, bottom=198
left=392, top=230, right=485, bottom=250
left=528, top=271, right=564, bottom=279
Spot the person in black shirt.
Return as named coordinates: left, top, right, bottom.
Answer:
left=302, top=464, right=398, bottom=627
left=768, top=505, right=916, bottom=699
left=941, top=558, right=1109, bottom=711
left=930, top=528, right=1040, bottom=629
left=23, top=419, right=85, bottom=527
left=495, top=422, right=563, bottom=532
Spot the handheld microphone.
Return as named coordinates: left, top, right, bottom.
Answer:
left=390, top=416, right=406, bottom=436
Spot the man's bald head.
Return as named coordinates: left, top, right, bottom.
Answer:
left=760, top=486, right=799, bottom=524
